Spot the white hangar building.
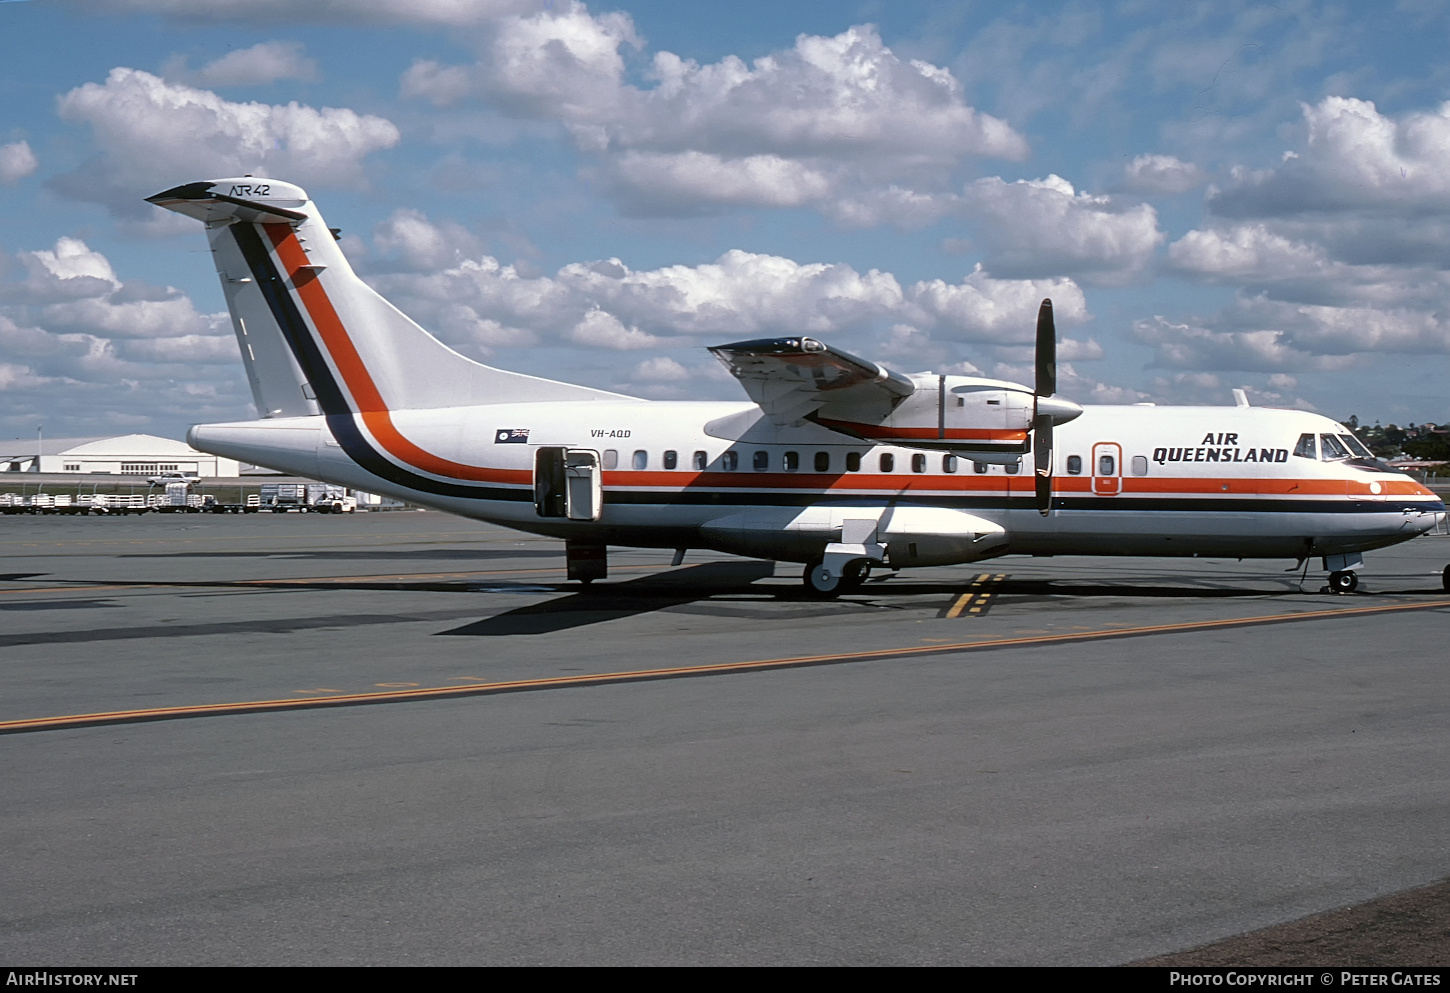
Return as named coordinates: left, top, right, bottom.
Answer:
left=1, top=434, right=240, bottom=477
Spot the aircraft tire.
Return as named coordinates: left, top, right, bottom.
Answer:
left=839, top=559, right=872, bottom=590
left=802, top=561, right=842, bottom=598
left=1328, top=570, right=1358, bottom=593
left=1442, top=564, right=1450, bottom=592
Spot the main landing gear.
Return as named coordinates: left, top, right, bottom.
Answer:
left=1327, top=570, right=1358, bottom=594
left=802, top=559, right=872, bottom=598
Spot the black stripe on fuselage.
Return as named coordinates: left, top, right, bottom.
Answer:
left=601, top=489, right=1442, bottom=515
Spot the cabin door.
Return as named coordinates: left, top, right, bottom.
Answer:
left=1091, top=442, right=1122, bottom=496
left=535, top=447, right=603, bottom=520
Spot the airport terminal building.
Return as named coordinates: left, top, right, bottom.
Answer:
left=1, top=434, right=240, bottom=477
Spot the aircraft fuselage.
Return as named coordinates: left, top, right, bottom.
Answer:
left=190, top=399, right=1444, bottom=565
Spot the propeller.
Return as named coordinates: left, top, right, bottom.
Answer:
left=1030, top=298, right=1082, bottom=517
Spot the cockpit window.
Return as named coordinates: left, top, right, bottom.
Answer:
left=1340, top=434, right=1373, bottom=459
left=1319, top=434, right=1350, bottom=460
left=1292, top=433, right=1317, bottom=459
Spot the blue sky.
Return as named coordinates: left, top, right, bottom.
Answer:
left=2, top=0, right=1449, bottom=441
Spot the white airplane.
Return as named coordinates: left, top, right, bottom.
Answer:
left=147, top=177, right=1449, bottom=596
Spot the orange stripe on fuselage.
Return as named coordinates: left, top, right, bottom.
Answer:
left=601, top=471, right=1440, bottom=501
left=265, top=225, right=526, bottom=485
left=815, top=418, right=1028, bottom=442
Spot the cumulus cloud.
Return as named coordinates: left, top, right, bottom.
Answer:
left=403, top=14, right=1027, bottom=218
left=1154, top=96, right=1450, bottom=369
left=1121, top=154, right=1207, bottom=195
left=180, top=41, right=320, bottom=87
left=632, top=356, right=691, bottom=382
left=370, top=209, right=484, bottom=272
left=0, top=238, right=244, bottom=435
left=1166, top=222, right=1450, bottom=308
left=907, top=265, right=1087, bottom=341
left=54, top=68, right=399, bottom=217
left=371, top=248, right=910, bottom=352
left=1210, top=97, right=1450, bottom=220
left=1132, top=316, right=1357, bottom=373
left=1132, top=289, right=1450, bottom=374
left=359, top=233, right=1092, bottom=410
left=955, top=175, right=1163, bottom=283
left=0, top=141, right=38, bottom=185
left=599, top=152, right=833, bottom=215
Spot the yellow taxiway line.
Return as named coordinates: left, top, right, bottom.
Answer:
left=2, top=596, right=1445, bottom=735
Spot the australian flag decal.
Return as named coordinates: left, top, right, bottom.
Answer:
left=495, top=428, right=530, bottom=444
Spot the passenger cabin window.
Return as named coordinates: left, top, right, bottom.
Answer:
left=753, top=450, right=769, bottom=471
left=911, top=453, right=926, bottom=473
left=1005, top=461, right=1020, bottom=475
left=846, top=452, right=861, bottom=472
left=973, top=461, right=988, bottom=474
left=942, top=455, right=957, bottom=473
left=1320, top=434, right=1350, bottom=460
left=663, top=450, right=678, bottom=470
left=1098, top=454, right=1115, bottom=475
left=783, top=451, right=799, bottom=472
left=632, top=450, right=648, bottom=470
left=1066, top=455, right=1082, bottom=475
left=721, top=451, right=738, bottom=471
left=603, top=449, right=618, bottom=470
left=1131, top=455, right=1149, bottom=476
left=693, top=450, right=707, bottom=470
left=814, top=451, right=830, bottom=472
left=1293, top=433, right=1317, bottom=459
left=879, top=453, right=894, bottom=472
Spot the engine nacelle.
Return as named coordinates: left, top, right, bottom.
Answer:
left=813, top=374, right=1041, bottom=457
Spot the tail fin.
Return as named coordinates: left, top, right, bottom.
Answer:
left=147, top=178, right=627, bottom=419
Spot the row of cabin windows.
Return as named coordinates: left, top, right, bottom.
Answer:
left=599, top=448, right=1156, bottom=475
left=602, top=448, right=1028, bottom=474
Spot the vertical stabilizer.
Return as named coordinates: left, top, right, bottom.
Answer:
left=147, top=178, right=629, bottom=418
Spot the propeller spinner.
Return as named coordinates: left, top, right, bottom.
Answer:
left=1030, top=299, right=1083, bottom=516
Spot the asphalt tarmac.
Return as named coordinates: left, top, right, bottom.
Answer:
left=1, top=510, right=1447, bottom=965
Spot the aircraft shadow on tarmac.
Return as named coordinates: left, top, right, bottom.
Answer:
left=439, top=560, right=788, bottom=636
left=433, top=565, right=1326, bottom=637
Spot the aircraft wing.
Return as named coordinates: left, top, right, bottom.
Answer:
left=708, top=337, right=916, bottom=425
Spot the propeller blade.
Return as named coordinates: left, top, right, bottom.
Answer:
left=1035, top=298, right=1056, bottom=398
left=1033, top=414, right=1053, bottom=516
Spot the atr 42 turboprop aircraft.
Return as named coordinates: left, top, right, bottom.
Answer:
left=148, top=178, right=1449, bottom=596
